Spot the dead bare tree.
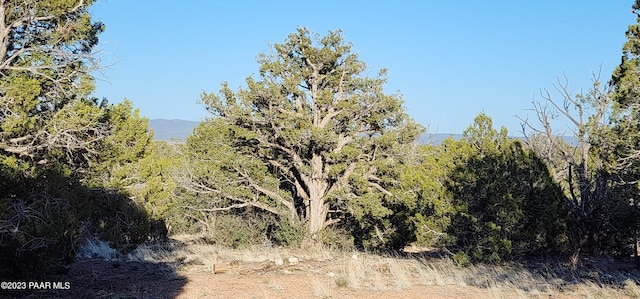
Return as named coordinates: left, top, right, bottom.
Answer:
left=518, top=72, right=614, bottom=253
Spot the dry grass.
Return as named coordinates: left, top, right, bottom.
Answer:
left=124, top=235, right=640, bottom=298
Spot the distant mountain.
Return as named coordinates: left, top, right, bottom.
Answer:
left=148, top=119, right=199, bottom=141
left=149, top=119, right=462, bottom=144
left=419, top=133, right=463, bottom=144
left=147, top=120, right=574, bottom=146
left=421, top=133, right=579, bottom=146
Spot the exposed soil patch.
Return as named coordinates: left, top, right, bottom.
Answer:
left=3, top=238, right=639, bottom=298
left=4, top=259, right=520, bottom=299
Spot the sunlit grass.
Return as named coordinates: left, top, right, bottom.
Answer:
left=124, top=234, right=640, bottom=298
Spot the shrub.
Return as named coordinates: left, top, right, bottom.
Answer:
left=446, top=142, right=568, bottom=263
left=0, top=168, right=158, bottom=278
left=318, top=226, right=355, bottom=251
left=205, top=212, right=269, bottom=248
left=453, top=251, right=470, bottom=267
left=270, top=217, right=305, bottom=247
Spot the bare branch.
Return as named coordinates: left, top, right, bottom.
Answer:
left=369, top=181, right=393, bottom=197
left=236, top=167, right=296, bottom=213
left=185, top=203, right=250, bottom=212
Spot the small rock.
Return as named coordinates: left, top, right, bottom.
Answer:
left=327, top=271, right=336, bottom=277
left=351, top=254, right=358, bottom=260
left=288, top=257, right=299, bottom=265
left=274, top=258, right=284, bottom=266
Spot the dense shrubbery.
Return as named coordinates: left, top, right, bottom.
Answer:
left=0, top=169, right=81, bottom=278
left=0, top=165, right=159, bottom=278
left=175, top=210, right=303, bottom=249
left=446, top=139, right=569, bottom=263
left=395, top=114, right=570, bottom=263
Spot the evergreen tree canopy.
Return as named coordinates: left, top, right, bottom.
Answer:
left=183, top=28, right=423, bottom=246
left=0, top=0, right=105, bottom=168
left=0, top=1, right=160, bottom=278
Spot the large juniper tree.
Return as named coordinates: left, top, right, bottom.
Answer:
left=609, top=0, right=640, bottom=173
left=0, top=0, right=106, bottom=165
left=0, top=1, right=158, bottom=277
left=183, top=28, right=423, bottom=245
left=602, top=0, right=640, bottom=256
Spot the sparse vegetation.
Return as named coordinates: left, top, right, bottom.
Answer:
left=117, top=238, right=640, bottom=298
left=5, top=1, right=640, bottom=297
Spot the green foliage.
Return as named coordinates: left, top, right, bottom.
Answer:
left=0, top=0, right=105, bottom=166
left=452, top=251, right=471, bottom=267
left=317, top=226, right=355, bottom=251
left=404, top=114, right=568, bottom=263
left=611, top=1, right=640, bottom=108
left=131, top=141, right=180, bottom=222
left=0, top=162, right=155, bottom=278
left=396, top=139, right=468, bottom=249
left=0, top=168, right=80, bottom=278
left=0, top=0, right=104, bottom=278
left=201, top=211, right=305, bottom=248
left=0, top=1, right=161, bottom=278
left=270, top=217, right=306, bottom=247
left=205, top=213, right=269, bottom=249
left=446, top=114, right=568, bottom=262
left=86, top=99, right=173, bottom=233
left=603, top=2, right=640, bottom=255
left=181, top=27, right=423, bottom=248
left=89, top=99, right=154, bottom=186
left=81, top=191, right=155, bottom=253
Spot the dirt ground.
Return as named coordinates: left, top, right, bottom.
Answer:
left=3, top=237, right=638, bottom=299
left=1, top=259, right=517, bottom=298
left=2, top=257, right=631, bottom=299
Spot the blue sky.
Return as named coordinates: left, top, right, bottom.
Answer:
left=90, top=1, right=636, bottom=135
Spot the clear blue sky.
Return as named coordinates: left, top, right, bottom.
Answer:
left=90, top=1, right=636, bottom=135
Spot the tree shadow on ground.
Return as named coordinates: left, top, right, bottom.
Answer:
left=517, top=256, right=640, bottom=290
left=0, top=166, right=186, bottom=298
left=2, top=256, right=187, bottom=298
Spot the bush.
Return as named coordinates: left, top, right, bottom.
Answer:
left=0, top=193, right=80, bottom=278
left=202, top=211, right=310, bottom=248
left=205, top=212, right=269, bottom=248
left=0, top=167, right=159, bottom=279
left=446, top=141, right=568, bottom=263
left=318, top=226, right=355, bottom=251
left=270, top=217, right=305, bottom=247
left=81, top=190, right=157, bottom=253
left=453, top=251, right=470, bottom=267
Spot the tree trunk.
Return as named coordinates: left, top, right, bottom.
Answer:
left=308, top=191, right=326, bottom=238
left=305, top=154, right=328, bottom=245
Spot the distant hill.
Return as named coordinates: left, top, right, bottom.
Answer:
left=148, top=119, right=199, bottom=141
left=419, top=133, right=463, bottom=144
left=149, top=119, right=461, bottom=143
left=421, top=133, right=579, bottom=146
left=147, top=119, right=573, bottom=146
